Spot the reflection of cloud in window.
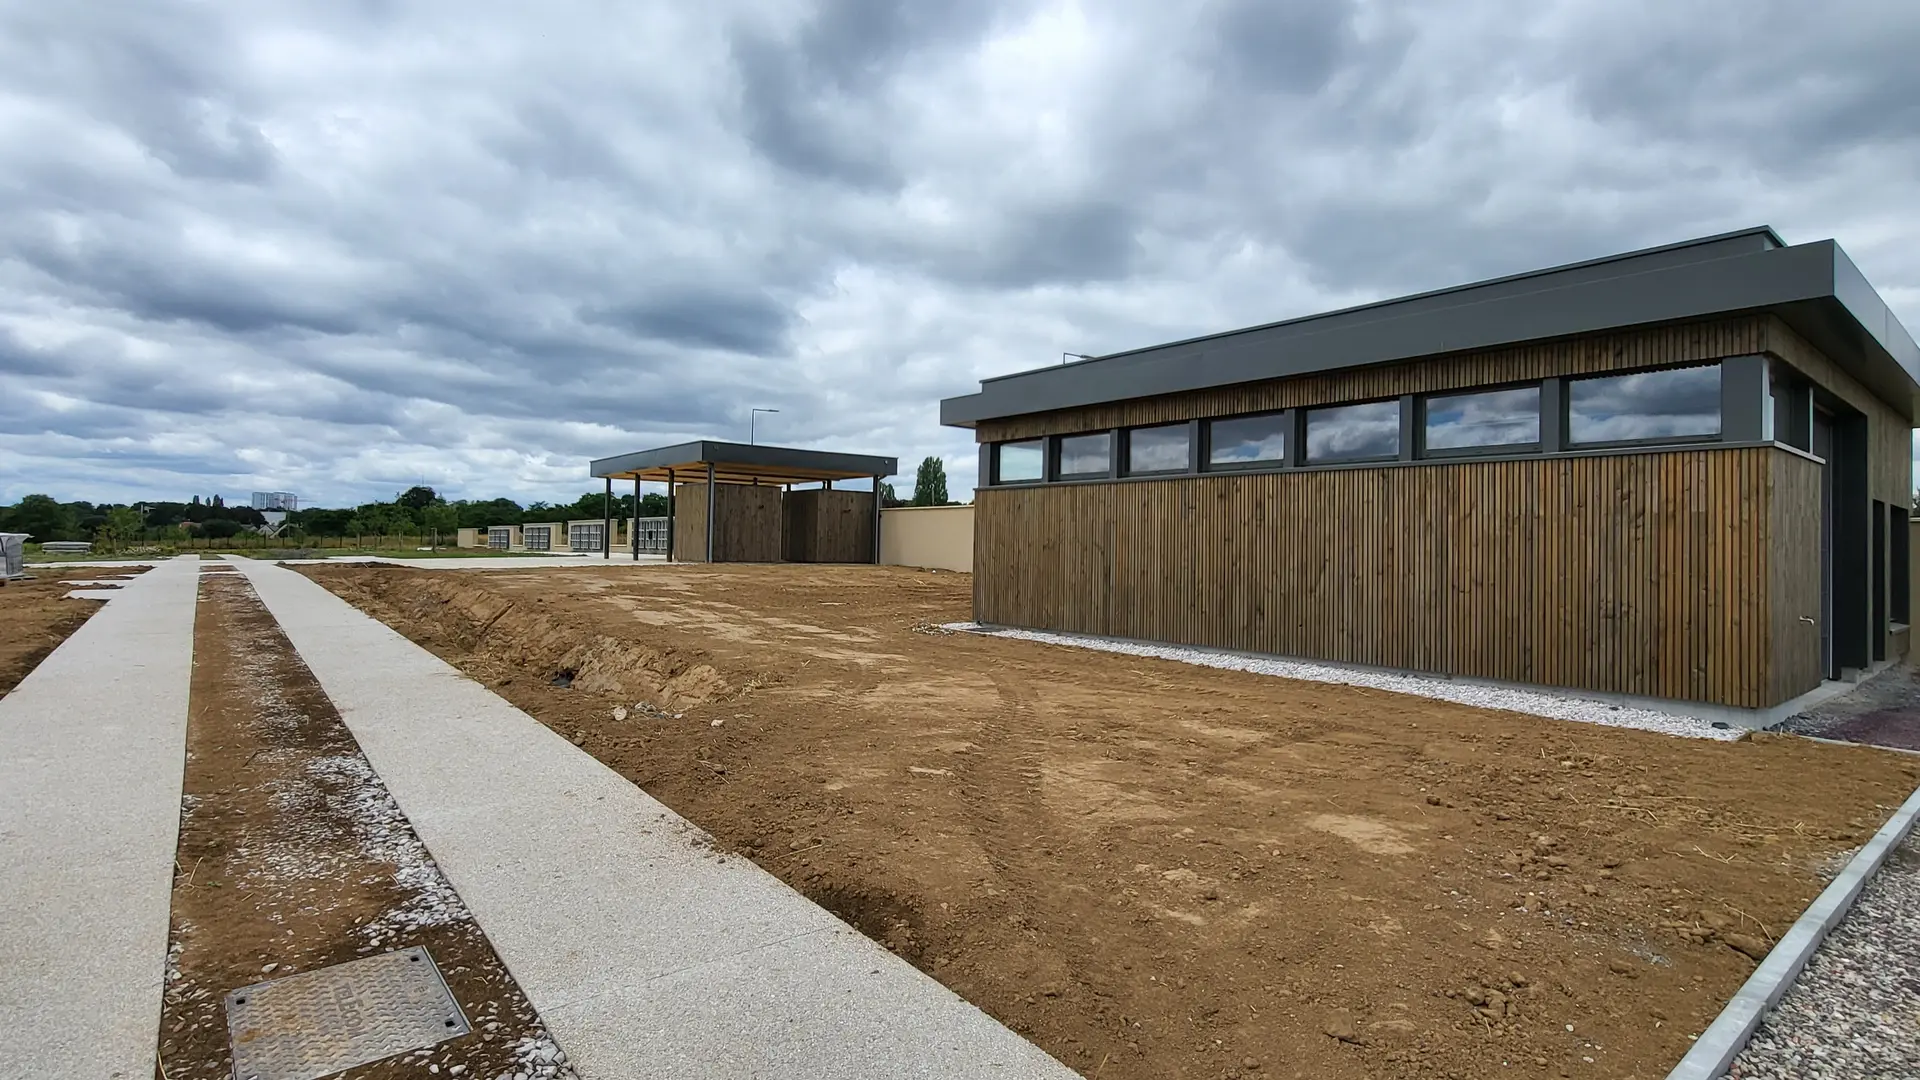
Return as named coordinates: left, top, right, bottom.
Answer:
left=1210, top=415, right=1287, bottom=464
left=1129, top=426, right=1189, bottom=472
left=998, top=440, right=1043, bottom=481
left=1308, top=402, right=1398, bottom=459
left=1570, top=366, right=1720, bottom=443
left=1059, top=433, right=1111, bottom=474
left=1426, top=387, right=1539, bottom=449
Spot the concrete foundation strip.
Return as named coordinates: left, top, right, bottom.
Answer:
left=1665, top=781, right=1920, bottom=1080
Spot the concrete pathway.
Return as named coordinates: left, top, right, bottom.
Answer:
left=229, top=557, right=1075, bottom=1080
left=285, top=553, right=668, bottom=570
left=0, top=557, right=198, bottom=1079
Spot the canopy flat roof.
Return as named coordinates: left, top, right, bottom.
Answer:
left=941, top=227, right=1920, bottom=426
left=590, top=440, right=898, bottom=485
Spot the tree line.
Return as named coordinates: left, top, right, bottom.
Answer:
left=0, top=486, right=670, bottom=546
left=1, top=456, right=961, bottom=547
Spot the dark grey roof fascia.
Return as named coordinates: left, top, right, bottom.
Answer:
left=942, top=232, right=1920, bottom=427
left=590, top=440, right=897, bottom=478
left=990, top=226, right=1787, bottom=385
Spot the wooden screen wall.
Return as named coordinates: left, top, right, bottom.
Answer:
left=782, top=489, right=876, bottom=563
left=975, top=445, right=1810, bottom=709
left=672, top=483, right=707, bottom=562
left=672, top=483, right=783, bottom=562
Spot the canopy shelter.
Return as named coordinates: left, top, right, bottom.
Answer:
left=589, top=441, right=898, bottom=563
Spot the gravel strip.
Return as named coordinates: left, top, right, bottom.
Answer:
left=947, top=624, right=1741, bottom=740
left=1771, top=664, right=1920, bottom=753
left=1727, top=832, right=1920, bottom=1079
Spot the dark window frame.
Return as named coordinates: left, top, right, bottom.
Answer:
left=1417, top=381, right=1545, bottom=459
left=1304, top=398, right=1402, bottom=464
left=1203, top=409, right=1292, bottom=472
left=1123, top=422, right=1193, bottom=477
left=1564, top=361, right=1725, bottom=451
left=991, top=438, right=1046, bottom=485
left=1053, top=430, right=1114, bottom=479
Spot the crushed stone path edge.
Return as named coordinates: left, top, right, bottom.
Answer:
left=1665, top=781, right=1920, bottom=1080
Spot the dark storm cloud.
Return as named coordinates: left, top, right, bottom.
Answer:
left=1209, top=0, right=1360, bottom=96
left=728, top=0, right=1025, bottom=186
left=580, top=287, right=796, bottom=355
left=1559, top=1, right=1920, bottom=156
left=1, top=0, right=1916, bottom=507
left=3, top=4, right=277, bottom=183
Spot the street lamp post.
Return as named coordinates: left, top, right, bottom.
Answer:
left=750, top=407, right=780, bottom=445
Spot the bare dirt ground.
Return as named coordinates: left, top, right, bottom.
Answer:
left=306, top=563, right=1920, bottom=1080
left=0, top=567, right=124, bottom=697
left=160, top=570, right=575, bottom=1079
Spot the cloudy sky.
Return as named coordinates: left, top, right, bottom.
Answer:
left=3, top=0, right=1917, bottom=508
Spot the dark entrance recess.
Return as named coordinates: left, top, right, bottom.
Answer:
left=1873, top=500, right=1890, bottom=662
left=1828, top=411, right=1873, bottom=675
left=1896, top=510, right=1912, bottom=627
left=1813, top=410, right=1837, bottom=679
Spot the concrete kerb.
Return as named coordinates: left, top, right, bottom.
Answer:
left=1665, top=782, right=1920, bottom=1080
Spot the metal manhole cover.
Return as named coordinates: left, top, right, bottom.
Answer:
left=225, top=946, right=469, bottom=1080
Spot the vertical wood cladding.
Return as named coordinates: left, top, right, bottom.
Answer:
left=1759, top=316, right=1912, bottom=506
left=782, top=489, right=876, bottom=563
left=977, top=317, right=1770, bottom=442
left=1769, top=451, right=1825, bottom=703
left=672, top=483, right=783, bottom=562
left=672, top=483, right=708, bottom=562
left=976, top=446, right=1800, bottom=708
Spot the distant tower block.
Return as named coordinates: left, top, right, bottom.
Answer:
left=251, top=492, right=299, bottom=512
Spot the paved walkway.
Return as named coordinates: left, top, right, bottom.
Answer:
left=1774, top=664, right=1920, bottom=752
left=277, top=552, right=668, bottom=570
left=229, top=557, right=1074, bottom=1079
left=0, top=556, right=198, bottom=1079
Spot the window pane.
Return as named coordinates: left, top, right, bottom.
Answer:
left=1127, top=424, right=1190, bottom=474
left=1208, top=413, right=1288, bottom=467
left=1058, top=432, right=1112, bottom=476
left=996, top=439, right=1043, bottom=482
left=1425, top=386, right=1540, bottom=451
left=1306, top=401, right=1400, bottom=461
left=1568, top=364, right=1720, bottom=444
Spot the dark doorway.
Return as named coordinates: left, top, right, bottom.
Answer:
left=1813, top=409, right=1837, bottom=679
left=1874, top=500, right=1889, bottom=662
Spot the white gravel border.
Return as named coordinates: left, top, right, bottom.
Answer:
left=946, top=623, right=1740, bottom=741
left=1669, top=783, right=1920, bottom=1080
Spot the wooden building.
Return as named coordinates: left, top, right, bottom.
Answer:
left=588, top=441, right=897, bottom=564
left=942, top=228, right=1920, bottom=713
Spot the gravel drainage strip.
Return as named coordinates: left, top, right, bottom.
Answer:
left=949, top=624, right=1741, bottom=740
left=1669, top=782, right=1920, bottom=1079
left=161, top=572, right=578, bottom=1080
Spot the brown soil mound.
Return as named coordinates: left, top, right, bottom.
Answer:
left=324, top=566, right=731, bottom=708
